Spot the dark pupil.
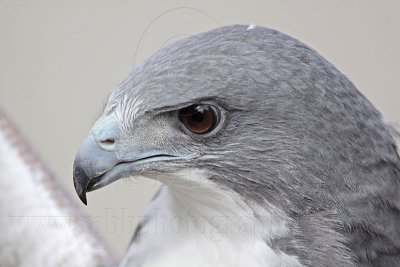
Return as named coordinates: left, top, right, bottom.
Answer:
left=191, top=108, right=204, bottom=123
left=179, top=105, right=215, bottom=134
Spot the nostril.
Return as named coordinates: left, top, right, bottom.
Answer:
left=97, top=138, right=116, bottom=151
left=101, top=138, right=115, bottom=145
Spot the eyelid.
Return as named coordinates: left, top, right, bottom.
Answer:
left=177, top=103, right=226, bottom=138
left=147, top=99, right=227, bottom=116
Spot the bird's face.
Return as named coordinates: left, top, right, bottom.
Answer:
left=73, top=26, right=309, bottom=206
left=74, top=25, right=365, bottom=209
left=73, top=66, right=252, bottom=205
left=73, top=91, right=232, bottom=205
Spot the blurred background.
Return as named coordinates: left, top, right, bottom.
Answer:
left=0, top=0, right=399, bottom=256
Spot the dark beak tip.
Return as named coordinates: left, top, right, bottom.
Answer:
left=73, top=179, right=88, bottom=206
left=73, top=164, right=89, bottom=206
left=79, top=193, right=88, bottom=206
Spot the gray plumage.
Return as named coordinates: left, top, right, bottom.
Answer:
left=1, top=24, right=399, bottom=267
left=98, top=25, right=400, bottom=266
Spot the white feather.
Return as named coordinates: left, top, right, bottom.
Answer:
left=120, top=169, right=303, bottom=267
left=247, top=23, right=257, bottom=30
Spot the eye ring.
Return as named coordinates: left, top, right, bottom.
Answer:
left=178, top=104, right=221, bottom=135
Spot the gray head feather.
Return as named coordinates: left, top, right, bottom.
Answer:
left=101, top=25, right=400, bottom=266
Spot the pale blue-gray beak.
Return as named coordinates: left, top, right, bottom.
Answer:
left=73, top=116, right=179, bottom=205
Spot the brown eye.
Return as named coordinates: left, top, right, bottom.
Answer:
left=178, top=104, right=221, bottom=134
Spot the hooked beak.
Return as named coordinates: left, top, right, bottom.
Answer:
left=73, top=116, right=178, bottom=205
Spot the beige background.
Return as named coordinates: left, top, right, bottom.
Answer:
left=0, top=0, right=399, bottom=256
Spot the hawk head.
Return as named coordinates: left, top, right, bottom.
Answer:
left=73, top=25, right=392, bottom=224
